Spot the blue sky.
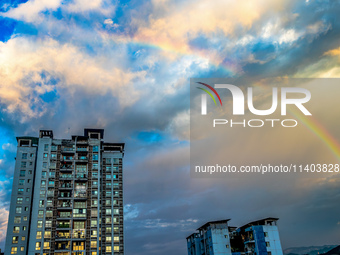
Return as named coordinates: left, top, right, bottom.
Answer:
left=0, top=0, right=340, bottom=254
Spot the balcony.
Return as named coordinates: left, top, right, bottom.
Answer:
left=72, top=230, right=86, bottom=239
left=57, top=202, right=73, bottom=209
left=61, top=147, right=75, bottom=153
left=76, top=156, right=88, bottom=161
left=60, top=174, right=73, bottom=180
left=57, top=223, right=71, bottom=229
left=60, top=164, right=74, bottom=171
left=76, top=147, right=88, bottom=152
left=62, top=156, right=74, bottom=161
left=59, top=192, right=72, bottom=199
left=59, top=183, right=73, bottom=189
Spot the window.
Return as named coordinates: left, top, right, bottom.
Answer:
left=91, top=241, right=97, bottom=248
left=40, top=190, right=46, bottom=197
left=90, top=220, right=97, bottom=227
left=21, top=161, right=26, bottom=168
left=30, top=153, right=34, bottom=157
left=43, top=153, right=48, bottom=159
left=21, top=236, right=25, bottom=241
left=38, top=210, right=44, bottom=218
left=92, top=154, right=98, bottom=161
left=225, top=235, right=228, bottom=238
left=41, top=180, right=46, bottom=187
left=46, top=200, right=53, bottom=207
left=114, top=236, right=119, bottom=242
left=46, top=210, right=53, bottom=217
left=93, top=146, right=98, bottom=152
left=106, top=158, right=111, bottom=164
left=266, top=242, right=270, bottom=247
left=18, top=179, right=25, bottom=186
left=106, top=209, right=112, bottom=215
left=13, top=226, right=20, bottom=233
left=44, top=144, right=49, bottom=151
left=37, top=221, right=43, bottom=228
left=28, top=170, right=32, bottom=174
left=14, top=217, right=21, bottom=223
left=114, top=226, right=119, bottom=233
left=44, top=231, right=51, bottom=238
left=19, top=170, right=25, bottom=177
left=24, top=206, right=28, bottom=212
left=92, top=252, right=97, bottom=255
left=16, top=197, right=23, bottom=204
left=93, top=163, right=98, bottom=169
left=106, top=217, right=112, bottom=224
left=45, top=221, right=52, bottom=228
left=43, top=242, right=50, bottom=249
left=35, top=242, right=41, bottom=250
left=26, top=188, right=30, bottom=193
left=106, top=236, right=111, bottom=242
left=43, top=162, right=47, bottom=168
left=11, top=247, right=17, bottom=254
left=106, top=199, right=111, bottom=206
left=226, top=244, right=230, bottom=248
left=113, top=217, right=119, bottom=224
left=36, top=231, right=42, bottom=239
left=114, top=246, right=119, bottom=251
left=264, top=232, right=268, bottom=237
left=39, top=200, right=44, bottom=207
left=25, top=197, right=30, bottom=202
left=113, top=209, right=119, bottom=215
left=27, top=179, right=31, bottom=183
left=29, top=161, right=33, bottom=166
left=73, top=221, right=85, bottom=229
left=22, top=226, right=26, bottom=231
left=91, top=230, right=97, bottom=237
left=106, top=246, right=112, bottom=252
left=106, top=227, right=112, bottom=233
left=12, top=236, right=19, bottom=244
left=41, top=171, right=47, bottom=178
left=15, top=207, right=22, bottom=214
left=20, top=247, right=24, bottom=252
left=23, top=216, right=28, bottom=221
left=92, top=171, right=98, bottom=178
left=22, top=153, right=27, bottom=159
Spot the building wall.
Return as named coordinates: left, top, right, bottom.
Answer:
left=5, top=138, right=38, bottom=255
left=263, top=225, right=283, bottom=255
left=5, top=130, right=124, bottom=255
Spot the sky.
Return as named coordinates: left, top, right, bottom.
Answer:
left=0, top=0, right=340, bottom=254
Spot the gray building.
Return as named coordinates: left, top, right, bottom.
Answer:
left=187, top=218, right=283, bottom=255
left=5, top=129, right=125, bottom=255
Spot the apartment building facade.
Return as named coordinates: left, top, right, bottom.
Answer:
left=187, top=218, right=283, bottom=255
left=5, top=129, right=124, bottom=255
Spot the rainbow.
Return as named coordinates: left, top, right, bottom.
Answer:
left=108, top=35, right=340, bottom=161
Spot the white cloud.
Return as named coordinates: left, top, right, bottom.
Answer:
left=0, top=37, right=146, bottom=120
left=1, top=143, right=16, bottom=152
left=1, top=0, right=62, bottom=23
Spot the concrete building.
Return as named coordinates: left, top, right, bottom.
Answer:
left=187, top=218, right=283, bottom=255
left=5, top=129, right=125, bottom=255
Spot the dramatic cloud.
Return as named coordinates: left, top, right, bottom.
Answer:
left=0, top=0, right=340, bottom=254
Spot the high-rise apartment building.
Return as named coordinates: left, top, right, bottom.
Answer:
left=187, top=218, right=283, bottom=255
left=5, top=129, right=125, bottom=255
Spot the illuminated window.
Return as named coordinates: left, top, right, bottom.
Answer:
left=43, top=242, right=50, bottom=249
left=36, top=242, right=41, bottom=250
left=12, top=236, right=19, bottom=244
left=114, top=246, right=119, bottom=251
left=44, top=231, right=51, bottom=238
left=21, top=236, right=25, bottom=241
left=37, top=221, right=43, bottom=228
left=91, top=241, right=97, bottom=248
left=15, top=207, right=22, bottom=214
left=36, top=231, right=42, bottom=239
left=114, top=236, right=119, bottom=242
left=106, top=246, right=112, bottom=252
left=11, top=247, right=17, bottom=254
left=106, top=236, right=111, bottom=242
left=13, top=227, right=20, bottom=233
left=20, top=247, right=24, bottom=251
left=14, top=217, right=21, bottom=223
